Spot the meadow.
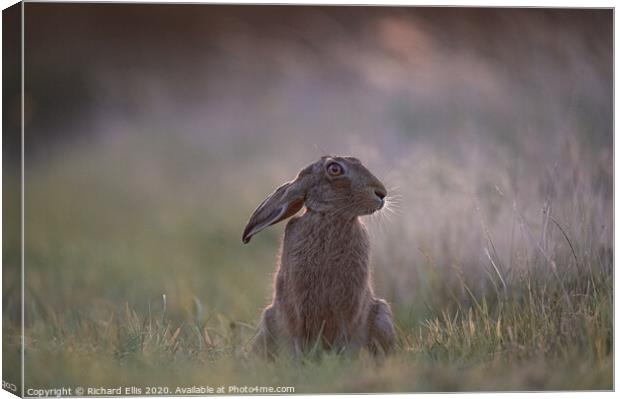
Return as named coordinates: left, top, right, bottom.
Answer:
left=2, top=6, right=613, bottom=394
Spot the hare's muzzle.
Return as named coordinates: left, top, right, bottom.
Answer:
left=372, top=187, right=387, bottom=210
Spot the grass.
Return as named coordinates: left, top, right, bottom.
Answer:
left=6, top=261, right=612, bottom=392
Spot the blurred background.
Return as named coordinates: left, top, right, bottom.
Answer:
left=2, top=3, right=612, bottom=389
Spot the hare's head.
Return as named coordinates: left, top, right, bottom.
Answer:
left=242, top=156, right=386, bottom=243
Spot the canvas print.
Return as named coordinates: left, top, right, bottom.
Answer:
left=1, top=2, right=613, bottom=396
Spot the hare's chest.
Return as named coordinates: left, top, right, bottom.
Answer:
left=282, top=215, right=369, bottom=284
left=285, top=225, right=370, bottom=306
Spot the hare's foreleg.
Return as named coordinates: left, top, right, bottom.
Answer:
left=367, top=298, right=396, bottom=356
left=252, top=305, right=279, bottom=359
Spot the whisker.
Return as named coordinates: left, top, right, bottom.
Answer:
left=381, top=210, right=393, bottom=223
left=386, top=201, right=403, bottom=210
left=383, top=203, right=403, bottom=216
left=383, top=208, right=400, bottom=217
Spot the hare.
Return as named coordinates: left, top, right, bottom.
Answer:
left=242, top=156, right=395, bottom=358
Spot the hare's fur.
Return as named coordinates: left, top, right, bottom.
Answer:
left=243, top=156, right=395, bottom=358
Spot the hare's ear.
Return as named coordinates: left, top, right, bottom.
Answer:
left=242, top=170, right=312, bottom=244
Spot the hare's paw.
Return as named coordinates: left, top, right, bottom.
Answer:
left=367, top=298, right=396, bottom=356
left=252, top=305, right=279, bottom=360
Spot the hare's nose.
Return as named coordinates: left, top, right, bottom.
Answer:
left=374, top=188, right=387, bottom=200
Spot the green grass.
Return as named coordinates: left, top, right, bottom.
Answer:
left=3, top=132, right=613, bottom=393
left=9, top=262, right=612, bottom=393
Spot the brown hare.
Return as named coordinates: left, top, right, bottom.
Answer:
left=242, top=156, right=396, bottom=359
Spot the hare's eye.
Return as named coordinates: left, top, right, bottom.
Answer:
left=326, top=162, right=344, bottom=176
